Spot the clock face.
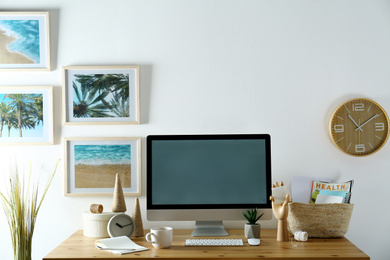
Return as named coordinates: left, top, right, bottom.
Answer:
left=329, top=98, right=390, bottom=156
left=107, top=213, right=135, bottom=237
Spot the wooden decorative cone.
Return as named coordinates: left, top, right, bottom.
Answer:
left=132, top=197, right=144, bottom=237
left=112, top=173, right=127, bottom=212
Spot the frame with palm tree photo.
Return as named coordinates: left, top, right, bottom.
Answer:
left=0, top=86, right=53, bottom=144
left=63, top=66, right=140, bottom=124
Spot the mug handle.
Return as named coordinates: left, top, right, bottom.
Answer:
left=145, top=232, right=155, bottom=243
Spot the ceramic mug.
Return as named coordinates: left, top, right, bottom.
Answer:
left=145, top=227, right=173, bottom=249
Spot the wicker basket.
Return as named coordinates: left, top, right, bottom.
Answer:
left=287, top=202, right=354, bottom=238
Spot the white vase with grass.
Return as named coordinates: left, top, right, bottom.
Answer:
left=0, top=160, right=59, bottom=260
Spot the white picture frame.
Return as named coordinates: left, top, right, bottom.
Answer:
left=0, top=12, right=50, bottom=71
left=64, top=137, right=141, bottom=197
left=0, top=86, right=53, bottom=145
left=63, top=66, right=140, bottom=125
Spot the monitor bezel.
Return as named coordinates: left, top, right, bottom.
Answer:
left=146, top=134, right=272, bottom=211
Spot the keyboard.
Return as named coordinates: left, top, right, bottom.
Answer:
left=185, top=238, right=244, bottom=247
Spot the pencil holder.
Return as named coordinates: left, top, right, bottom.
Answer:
left=83, top=211, right=117, bottom=237
left=287, top=202, right=354, bottom=238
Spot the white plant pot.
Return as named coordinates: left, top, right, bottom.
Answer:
left=244, top=223, right=261, bottom=239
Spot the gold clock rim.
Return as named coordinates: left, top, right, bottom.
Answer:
left=329, top=98, right=390, bottom=157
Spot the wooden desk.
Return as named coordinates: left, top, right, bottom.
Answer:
left=43, top=229, right=369, bottom=260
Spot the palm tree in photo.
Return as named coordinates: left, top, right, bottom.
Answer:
left=73, top=82, right=112, bottom=118
left=72, top=73, right=130, bottom=118
left=109, top=92, right=130, bottom=117
left=6, top=110, right=36, bottom=137
left=0, top=102, right=12, bottom=137
left=31, top=94, right=43, bottom=126
left=109, top=74, right=130, bottom=100
left=5, top=111, right=18, bottom=137
left=19, top=112, right=36, bottom=133
left=4, top=94, right=37, bottom=137
left=88, top=74, right=113, bottom=94
left=74, top=74, right=96, bottom=92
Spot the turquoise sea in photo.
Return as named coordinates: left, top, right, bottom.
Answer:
left=0, top=20, right=40, bottom=63
left=74, top=144, right=131, bottom=165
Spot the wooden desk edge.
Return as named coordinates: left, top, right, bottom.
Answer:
left=43, top=229, right=370, bottom=260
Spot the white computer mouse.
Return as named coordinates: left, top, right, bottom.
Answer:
left=248, top=238, right=261, bottom=246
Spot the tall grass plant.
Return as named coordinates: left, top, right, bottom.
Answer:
left=0, top=160, right=59, bottom=260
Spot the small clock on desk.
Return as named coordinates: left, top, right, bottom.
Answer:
left=107, top=213, right=135, bottom=237
left=329, top=98, right=390, bottom=156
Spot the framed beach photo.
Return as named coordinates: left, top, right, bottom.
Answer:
left=63, top=66, right=140, bottom=125
left=64, top=137, right=141, bottom=196
left=0, top=12, right=50, bottom=70
left=0, top=86, right=53, bottom=145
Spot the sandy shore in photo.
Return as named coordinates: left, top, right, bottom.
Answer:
left=0, top=29, right=35, bottom=64
left=75, top=164, right=131, bottom=188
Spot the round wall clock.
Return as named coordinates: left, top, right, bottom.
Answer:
left=329, top=98, right=390, bottom=156
left=107, top=213, right=135, bottom=237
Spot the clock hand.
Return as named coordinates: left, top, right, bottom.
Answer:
left=116, top=223, right=123, bottom=228
left=348, top=115, right=363, bottom=131
left=116, top=222, right=132, bottom=228
left=355, top=114, right=379, bottom=131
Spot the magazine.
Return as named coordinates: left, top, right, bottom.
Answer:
left=310, top=180, right=353, bottom=204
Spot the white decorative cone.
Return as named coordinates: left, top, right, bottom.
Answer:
left=132, top=197, right=144, bottom=237
left=112, top=173, right=127, bottom=212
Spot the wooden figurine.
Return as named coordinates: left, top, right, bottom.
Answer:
left=132, top=197, right=144, bottom=237
left=270, top=193, right=290, bottom=241
left=112, top=173, right=127, bottom=212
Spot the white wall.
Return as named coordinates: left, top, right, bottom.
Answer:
left=0, top=0, right=389, bottom=259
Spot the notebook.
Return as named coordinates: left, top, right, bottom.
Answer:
left=95, top=236, right=148, bottom=255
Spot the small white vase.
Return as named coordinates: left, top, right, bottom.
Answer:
left=244, top=223, right=261, bottom=239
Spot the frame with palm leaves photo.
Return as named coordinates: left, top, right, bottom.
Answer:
left=0, top=86, right=53, bottom=145
left=63, top=65, right=139, bottom=124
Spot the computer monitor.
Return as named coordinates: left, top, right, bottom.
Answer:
left=146, top=134, right=272, bottom=236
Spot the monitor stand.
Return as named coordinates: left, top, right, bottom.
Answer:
left=191, top=221, right=229, bottom=237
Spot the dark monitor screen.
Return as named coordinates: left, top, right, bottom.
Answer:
left=147, top=134, right=272, bottom=210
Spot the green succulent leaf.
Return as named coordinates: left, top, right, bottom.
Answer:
left=242, top=208, right=264, bottom=224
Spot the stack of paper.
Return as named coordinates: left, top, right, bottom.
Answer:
left=271, top=182, right=289, bottom=204
left=95, top=236, right=148, bottom=255
left=315, top=190, right=351, bottom=204
left=291, top=176, right=353, bottom=204
left=291, top=176, right=331, bottom=203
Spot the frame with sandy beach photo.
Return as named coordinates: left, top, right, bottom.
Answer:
left=0, top=12, right=50, bottom=70
left=0, top=86, right=54, bottom=145
left=64, top=137, right=141, bottom=197
left=63, top=66, right=140, bottom=125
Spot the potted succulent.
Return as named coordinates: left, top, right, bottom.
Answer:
left=243, top=208, right=264, bottom=239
